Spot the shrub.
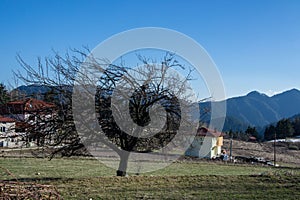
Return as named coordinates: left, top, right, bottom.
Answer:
left=288, top=145, right=299, bottom=150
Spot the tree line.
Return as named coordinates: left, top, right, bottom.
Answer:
left=226, top=117, right=300, bottom=142
left=226, top=126, right=262, bottom=142
left=264, top=117, right=300, bottom=140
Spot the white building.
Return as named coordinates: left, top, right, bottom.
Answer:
left=0, top=116, right=26, bottom=147
left=185, top=127, right=224, bottom=159
left=0, top=98, right=56, bottom=147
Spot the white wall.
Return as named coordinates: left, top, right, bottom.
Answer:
left=0, top=122, right=15, bottom=136
left=185, top=136, right=215, bottom=158
left=185, top=136, right=223, bottom=158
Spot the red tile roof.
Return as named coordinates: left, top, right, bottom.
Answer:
left=0, top=98, right=55, bottom=114
left=0, top=116, right=15, bottom=123
left=196, top=127, right=224, bottom=137
left=23, top=98, right=56, bottom=111
left=249, top=136, right=257, bottom=140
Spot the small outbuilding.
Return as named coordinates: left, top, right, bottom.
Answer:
left=185, top=127, right=224, bottom=159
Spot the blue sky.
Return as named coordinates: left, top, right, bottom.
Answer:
left=0, top=0, right=299, bottom=98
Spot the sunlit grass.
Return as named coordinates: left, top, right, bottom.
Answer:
left=1, top=157, right=300, bottom=199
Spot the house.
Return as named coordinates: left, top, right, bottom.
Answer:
left=0, top=98, right=56, bottom=147
left=0, top=116, right=26, bottom=147
left=185, top=127, right=224, bottom=159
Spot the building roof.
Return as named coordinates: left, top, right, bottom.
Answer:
left=23, top=98, right=56, bottom=111
left=0, top=116, right=15, bottom=123
left=196, top=127, right=224, bottom=137
left=248, top=136, right=257, bottom=140
left=0, top=98, right=55, bottom=114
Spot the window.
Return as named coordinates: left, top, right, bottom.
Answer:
left=28, top=115, right=35, bottom=121
left=0, top=127, right=5, bottom=132
left=196, top=137, right=204, bottom=145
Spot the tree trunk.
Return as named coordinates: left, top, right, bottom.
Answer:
left=116, top=151, right=130, bottom=176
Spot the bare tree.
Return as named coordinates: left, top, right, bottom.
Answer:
left=14, top=49, right=199, bottom=176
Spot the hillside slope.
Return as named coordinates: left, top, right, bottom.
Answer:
left=200, top=89, right=300, bottom=131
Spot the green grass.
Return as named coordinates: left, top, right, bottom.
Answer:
left=1, top=157, right=300, bottom=199
left=0, top=157, right=115, bottom=179
left=0, top=157, right=287, bottom=179
left=55, top=175, right=300, bottom=199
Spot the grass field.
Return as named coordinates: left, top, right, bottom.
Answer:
left=1, top=157, right=300, bottom=199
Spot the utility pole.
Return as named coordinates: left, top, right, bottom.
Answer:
left=273, top=131, right=276, bottom=167
left=230, top=135, right=233, bottom=157
left=229, top=130, right=233, bottom=161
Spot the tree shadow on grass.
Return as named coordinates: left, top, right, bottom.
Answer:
left=1, top=177, right=73, bottom=183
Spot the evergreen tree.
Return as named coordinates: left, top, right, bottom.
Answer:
left=292, top=117, right=300, bottom=136
left=276, top=119, right=294, bottom=139
left=264, top=124, right=276, bottom=140
left=245, top=126, right=261, bottom=141
left=0, top=83, right=10, bottom=105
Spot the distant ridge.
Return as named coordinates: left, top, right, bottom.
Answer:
left=200, top=88, right=300, bottom=131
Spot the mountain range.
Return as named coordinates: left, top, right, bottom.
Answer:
left=200, top=88, right=300, bottom=132
left=12, top=85, right=300, bottom=132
